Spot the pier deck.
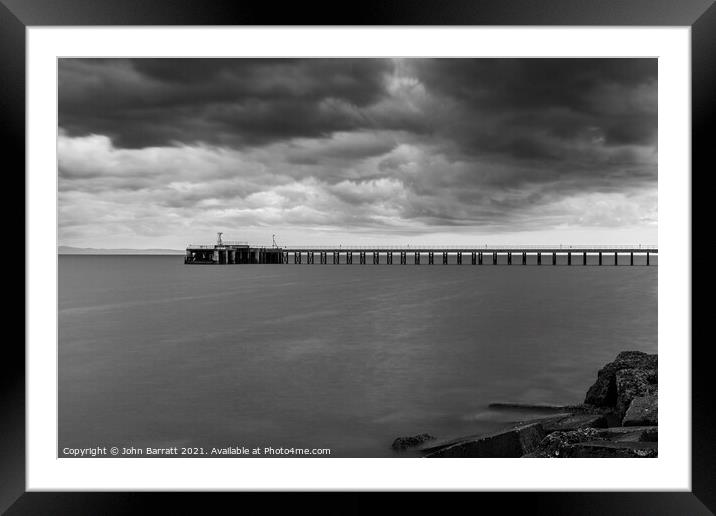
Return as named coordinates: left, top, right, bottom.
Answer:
left=185, top=244, right=657, bottom=266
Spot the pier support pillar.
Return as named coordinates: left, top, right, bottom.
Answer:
left=347, top=252, right=352, bottom=264
left=583, top=251, right=587, bottom=266
left=537, top=252, right=541, bottom=265
left=401, top=252, right=407, bottom=265
left=523, top=252, right=527, bottom=265
left=415, top=252, right=420, bottom=265
left=457, top=252, right=462, bottom=265
left=614, top=252, right=618, bottom=266
left=443, top=252, right=448, bottom=265
left=568, top=252, right=571, bottom=266
left=493, top=252, right=498, bottom=265
left=387, top=252, right=393, bottom=265
left=478, top=252, right=483, bottom=265
left=471, top=252, right=476, bottom=265
left=507, top=252, right=512, bottom=265
left=630, top=252, right=634, bottom=266
left=646, top=252, right=650, bottom=266
left=429, top=252, right=434, bottom=265
left=599, top=252, right=602, bottom=265
left=552, top=252, right=556, bottom=265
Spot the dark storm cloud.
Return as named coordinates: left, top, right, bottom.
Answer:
left=58, top=58, right=656, bottom=158
left=413, top=59, right=655, bottom=110
left=410, top=59, right=657, bottom=159
left=58, top=58, right=658, bottom=247
left=59, top=58, right=394, bottom=148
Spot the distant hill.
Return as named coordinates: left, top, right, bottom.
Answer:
left=58, top=246, right=185, bottom=255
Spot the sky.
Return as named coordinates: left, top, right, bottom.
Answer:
left=58, top=58, right=657, bottom=249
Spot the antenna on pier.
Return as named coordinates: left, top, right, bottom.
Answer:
left=272, top=234, right=278, bottom=248
left=216, top=232, right=223, bottom=246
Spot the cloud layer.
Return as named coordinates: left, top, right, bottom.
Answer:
left=58, top=58, right=657, bottom=248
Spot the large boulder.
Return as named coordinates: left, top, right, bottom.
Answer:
left=622, top=395, right=658, bottom=426
left=615, top=368, right=657, bottom=418
left=584, top=351, right=657, bottom=407
left=391, top=433, right=436, bottom=451
left=425, top=423, right=545, bottom=458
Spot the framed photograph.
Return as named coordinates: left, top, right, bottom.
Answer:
left=7, top=0, right=711, bottom=512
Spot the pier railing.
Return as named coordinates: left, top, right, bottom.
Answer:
left=278, top=244, right=658, bottom=251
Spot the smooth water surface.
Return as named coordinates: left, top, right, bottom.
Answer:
left=59, top=256, right=657, bottom=457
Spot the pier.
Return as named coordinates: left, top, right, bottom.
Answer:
left=185, top=236, right=657, bottom=266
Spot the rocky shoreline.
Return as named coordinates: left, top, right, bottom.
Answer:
left=392, top=351, right=658, bottom=458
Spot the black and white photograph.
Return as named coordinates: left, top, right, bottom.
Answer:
left=56, top=57, right=659, bottom=460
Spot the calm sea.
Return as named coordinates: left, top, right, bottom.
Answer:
left=59, top=255, right=657, bottom=457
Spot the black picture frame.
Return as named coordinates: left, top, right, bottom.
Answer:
left=5, top=0, right=712, bottom=513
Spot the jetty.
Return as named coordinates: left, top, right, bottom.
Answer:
left=185, top=234, right=657, bottom=266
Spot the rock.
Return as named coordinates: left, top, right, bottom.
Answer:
left=594, top=426, right=658, bottom=442
left=540, top=413, right=608, bottom=433
left=525, top=424, right=659, bottom=457
left=642, top=426, right=658, bottom=442
left=391, top=433, right=436, bottom=451
left=425, top=423, right=545, bottom=458
left=488, top=402, right=572, bottom=412
left=584, top=351, right=657, bottom=407
left=564, top=441, right=658, bottom=458
left=524, top=427, right=602, bottom=457
left=615, top=368, right=657, bottom=418
left=622, top=395, right=658, bottom=426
